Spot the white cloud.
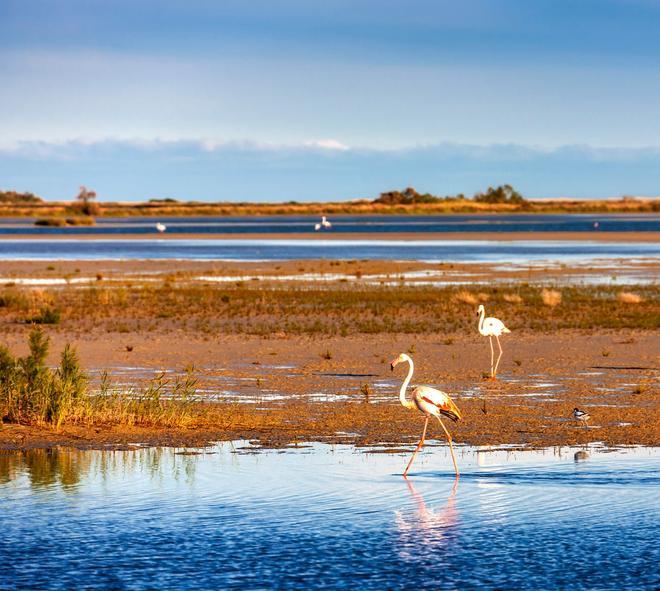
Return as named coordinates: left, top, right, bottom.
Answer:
left=303, top=139, right=350, bottom=151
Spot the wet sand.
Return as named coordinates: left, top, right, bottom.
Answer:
left=0, top=330, right=657, bottom=451
left=0, top=258, right=657, bottom=451
left=0, top=257, right=658, bottom=285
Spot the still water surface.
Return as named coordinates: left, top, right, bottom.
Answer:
left=0, top=238, right=658, bottom=263
left=1, top=444, right=658, bottom=590
left=1, top=214, right=659, bottom=236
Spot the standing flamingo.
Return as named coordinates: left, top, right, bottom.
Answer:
left=477, top=304, right=511, bottom=378
left=390, top=353, right=461, bottom=477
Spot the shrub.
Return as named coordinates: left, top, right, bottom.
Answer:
left=454, top=290, right=478, bottom=305
left=503, top=294, right=523, bottom=304
left=0, top=328, right=87, bottom=427
left=473, top=184, right=526, bottom=204
left=541, top=288, right=562, bottom=307
left=30, top=306, right=61, bottom=325
left=617, top=292, right=643, bottom=304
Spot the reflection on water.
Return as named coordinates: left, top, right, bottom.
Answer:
left=0, top=444, right=658, bottom=590
left=395, top=478, right=459, bottom=564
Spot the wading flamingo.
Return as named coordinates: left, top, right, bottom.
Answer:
left=156, top=222, right=167, bottom=233
left=477, top=304, right=510, bottom=378
left=390, top=353, right=461, bottom=477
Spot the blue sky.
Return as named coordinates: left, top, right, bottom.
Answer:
left=1, top=1, right=659, bottom=201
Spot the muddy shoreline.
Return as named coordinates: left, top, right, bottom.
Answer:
left=0, top=331, right=657, bottom=452
left=0, top=258, right=657, bottom=453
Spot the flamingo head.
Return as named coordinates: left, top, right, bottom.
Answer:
left=390, top=353, right=411, bottom=371
left=476, top=304, right=484, bottom=316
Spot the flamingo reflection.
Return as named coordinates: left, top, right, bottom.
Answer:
left=395, top=478, right=460, bottom=561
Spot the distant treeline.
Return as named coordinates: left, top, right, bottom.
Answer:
left=0, top=185, right=658, bottom=216
left=0, top=190, right=43, bottom=204
left=375, top=185, right=525, bottom=206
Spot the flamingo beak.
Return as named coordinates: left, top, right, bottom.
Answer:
left=390, top=362, right=395, bottom=372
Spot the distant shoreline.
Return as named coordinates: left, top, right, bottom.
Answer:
left=0, top=231, right=658, bottom=242
left=0, top=196, right=659, bottom=218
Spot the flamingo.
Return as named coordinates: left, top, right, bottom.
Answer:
left=314, top=223, right=322, bottom=231
left=321, top=215, right=332, bottom=229
left=477, top=304, right=511, bottom=378
left=156, top=222, right=167, bottom=233
left=390, top=353, right=461, bottom=477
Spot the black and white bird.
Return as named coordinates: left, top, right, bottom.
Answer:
left=572, top=407, right=590, bottom=428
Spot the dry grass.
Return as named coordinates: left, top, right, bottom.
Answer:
left=1, top=197, right=658, bottom=217
left=503, top=293, right=523, bottom=304
left=0, top=329, right=199, bottom=430
left=617, top=292, right=644, bottom=304
left=541, top=288, right=562, bottom=308
left=454, top=290, right=479, bottom=305
left=0, top=282, right=658, bottom=336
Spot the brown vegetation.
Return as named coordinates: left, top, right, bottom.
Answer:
left=0, top=282, right=657, bottom=336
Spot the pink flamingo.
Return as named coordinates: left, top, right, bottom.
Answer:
left=391, top=353, right=462, bottom=477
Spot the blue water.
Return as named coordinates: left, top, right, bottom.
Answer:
left=0, top=444, right=658, bottom=590
left=1, top=213, right=659, bottom=236
left=0, top=238, right=658, bottom=263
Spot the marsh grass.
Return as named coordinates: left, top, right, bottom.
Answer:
left=0, top=329, right=202, bottom=430
left=0, top=282, right=657, bottom=336
left=0, top=328, right=86, bottom=428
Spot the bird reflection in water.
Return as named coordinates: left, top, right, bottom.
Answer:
left=395, top=477, right=460, bottom=562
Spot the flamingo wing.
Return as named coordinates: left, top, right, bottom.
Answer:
left=413, top=386, right=461, bottom=422
left=485, top=316, right=510, bottom=335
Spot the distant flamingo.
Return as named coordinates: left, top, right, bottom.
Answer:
left=390, top=353, right=461, bottom=477
left=477, top=304, right=511, bottom=378
left=314, top=216, right=331, bottom=231
left=156, top=222, right=167, bottom=233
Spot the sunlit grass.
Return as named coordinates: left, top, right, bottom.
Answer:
left=0, top=282, right=657, bottom=337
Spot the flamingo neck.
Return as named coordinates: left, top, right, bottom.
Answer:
left=399, top=359, right=416, bottom=410
left=478, top=308, right=485, bottom=334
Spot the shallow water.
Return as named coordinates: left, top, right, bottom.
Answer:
left=1, top=444, right=658, bottom=590
left=2, top=214, right=658, bottom=236
left=0, top=238, right=659, bottom=264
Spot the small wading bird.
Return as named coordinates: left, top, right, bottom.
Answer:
left=573, top=407, right=590, bottom=429
left=391, top=353, right=461, bottom=478
left=156, top=222, right=167, bottom=233
left=477, top=304, right=511, bottom=378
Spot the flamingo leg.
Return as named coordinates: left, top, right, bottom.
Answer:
left=488, top=336, right=494, bottom=377
left=493, top=335, right=504, bottom=378
left=403, top=416, right=429, bottom=478
left=436, top=416, right=460, bottom=477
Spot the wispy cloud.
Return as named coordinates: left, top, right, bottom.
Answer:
left=1, top=139, right=659, bottom=201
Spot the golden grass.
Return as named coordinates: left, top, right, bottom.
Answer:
left=0, top=197, right=658, bottom=217
left=541, top=288, right=562, bottom=307
left=454, top=290, right=478, bottom=305
left=0, top=282, right=658, bottom=335
left=503, top=293, right=523, bottom=304
left=617, top=291, right=644, bottom=304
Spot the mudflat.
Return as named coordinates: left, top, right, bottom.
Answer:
left=0, top=258, right=657, bottom=451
